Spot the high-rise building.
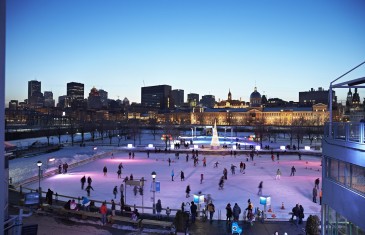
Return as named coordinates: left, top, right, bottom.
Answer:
left=187, top=93, right=199, bottom=107
left=99, top=89, right=108, bottom=108
left=141, top=85, right=172, bottom=110
left=322, top=77, right=365, bottom=234
left=28, top=80, right=43, bottom=107
left=299, top=87, right=336, bottom=106
left=28, top=80, right=41, bottom=101
left=171, top=89, right=184, bottom=107
left=8, top=100, right=18, bottom=110
left=201, top=95, right=215, bottom=108
left=88, top=87, right=102, bottom=110
left=44, top=91, right=55, bottom=107
left=67, top=82, right=84, bottom=100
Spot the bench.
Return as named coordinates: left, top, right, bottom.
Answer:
left=108, top=215, right=142, bottom=227
left=140, top=219, right=174, bottom=229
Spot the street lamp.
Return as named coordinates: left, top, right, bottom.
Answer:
left=151, top=171, right=156, bottom=214
left=37, top=160, right=43, bottom=206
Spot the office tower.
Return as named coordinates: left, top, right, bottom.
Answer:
left=44, top=91, right=55, bottom=107
left=8, top=100, right=18, bottom=110
left=99, top=89, right=108, bottom=107
left=187, top=93, right=199, bottom=107
left=201, top=95, right=216, bottom=108
left=141, top=85, right=172, bottom=110
left=171, top=89, right=184, bottom=107
left=28, top=80, right=41, bottom=101
left=88, top=87, right=102, bottom=110
left=67, top=82, right=84, bottom=100
left=299, top=87, right=336, bottom=106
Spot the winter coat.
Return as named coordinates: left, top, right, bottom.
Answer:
left=156, top=201, right=162, bottom=213
left=100, top=204, right=107, bottom=215
left=233, top=204, right=241, bottom=217
left=190, top=203, right=197, bottom=215
left=226, top=205, right=233, bottom=217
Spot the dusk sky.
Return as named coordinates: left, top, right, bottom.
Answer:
left=5, top=0, right=365, bottom=105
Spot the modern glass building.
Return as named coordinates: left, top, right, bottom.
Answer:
left=322, top=76, right=365, bottom=235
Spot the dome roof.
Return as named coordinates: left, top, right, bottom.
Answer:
left=250, top=87, right=261, bottom=99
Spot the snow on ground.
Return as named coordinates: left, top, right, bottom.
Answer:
left=15, top=132, right=322, bottom=221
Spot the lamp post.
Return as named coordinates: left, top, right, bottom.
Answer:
left=37, top=160, right=42, bottom=206
left=151, top=171, right=156, bottom=214
left=191, top=128, right=194, bottom=143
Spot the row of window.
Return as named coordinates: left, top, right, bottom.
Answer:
left=325, top=157, right=365, bottom=194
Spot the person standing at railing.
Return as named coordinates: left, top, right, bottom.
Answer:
left=100, top=202, right=107, bottom=226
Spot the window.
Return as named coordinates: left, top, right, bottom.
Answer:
left=329, top=158, right=339, bottom=181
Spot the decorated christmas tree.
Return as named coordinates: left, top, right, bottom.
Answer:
left=210, top=120, right=220, bottom=149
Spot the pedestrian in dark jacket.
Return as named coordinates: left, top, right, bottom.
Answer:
left=185, top=185, right=191, bottom=198
left=85, top=185, right=94, bottom=197
left=190, top=201, right=197, bottom=223
left=156, top=199, right=162, bottom=219
left=87, top=176, right=92, bottom=186
left=80, top=175, right=86, bottom=189
left=45, top=188, right=54, bottom=205
left=103, top=166, right=108, bottom=176
left=180, top=171, right=185, bottom=181
left=226, top=203, right=233, bottom=223
left=232, top=203, right=241, bottom=221
left=299, top=205, right=304, bottom=224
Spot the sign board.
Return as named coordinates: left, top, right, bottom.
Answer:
left=24, top=192, right=39, bottom=205
left=125, top=180, right=141, bottom=186
left=259, top=196, right=271, bottom=206
left=150, top=181, right=160, bottom=192
left=193, top=194, right=205, bottom=204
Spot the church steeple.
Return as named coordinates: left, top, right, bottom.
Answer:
left=228, top=89, right=232, bottom=101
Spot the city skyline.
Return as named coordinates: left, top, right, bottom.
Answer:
left=5, top=0, right=365, bottom=105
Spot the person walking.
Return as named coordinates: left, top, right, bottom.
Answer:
left=100, top=202, right=107, bottom=225
left=190, top=201, right=197, bottom=223
left=290, top=166, right=296, bottom=176
left=313, top=186, right=318, bottom=203
left=156, top=199, right=162, bottom=219
left=232, top=203, right=241, bottom=221
left=207, top=201, right=215, bottom=224
left=258, top=181, right=263, bottom=195
left=226, top=203, right=233, bottom=224
left=80, top=175, right=86, bottom=190
left=276, top=169, right=282, bottom=180
left=103, top=166, right=108, bottom=176
left=113, top=186, right=118, bottom=199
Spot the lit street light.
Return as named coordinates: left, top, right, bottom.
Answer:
left=37, top=160, right=43, bottom=206
left=151, top=171, right=156, bottom=214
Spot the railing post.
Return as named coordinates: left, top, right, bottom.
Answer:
left=345, top=123, right=350, bottom=142
left=360, top=122, right=364, bottom=143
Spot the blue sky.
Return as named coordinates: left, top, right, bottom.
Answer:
left=5, top=0, right=365, bottom=105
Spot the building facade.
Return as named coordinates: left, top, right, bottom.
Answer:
left=141, top=85, right=172, bottom=110
left=171, top=89, right=184, bottom=107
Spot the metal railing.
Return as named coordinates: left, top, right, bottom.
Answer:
left=324, top=122, right=365, bottom=144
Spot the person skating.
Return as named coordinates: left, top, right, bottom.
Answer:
left=180, top=171, right=185, bottom=181
left=207, top=201, right=215, bottom=224
left=200, top=173, right=204, bottom=184
left=113, top=186, right=118, bottom=199
left=239, top=161, right=244, bottom=173
left=223, top=168, right=228, bottom=180
left=258, top=181, right=263, bottom=195
left=225, top=203, right=233, bottom=224
left=117, top=168, right=122, bottom=179
left=168, top=158, right=171, bottom=166
left=130, top=174, right=133, bottom=181
left=156, top=199, right=162, bottom=219
left=203, top=157, right=206, bottom=167
left=232, top=203, right=241, bottom=221
left=80, top=175, right=86, bottom=190
left=185, top=185, right=191, bottom=198
left=218, top=176, right=224, bottom=190
left=171, top=169, right=174, bottom=181
left=118, top=162, right=123, bottom=170
left=276, top=169, right=282, bottom=180
left=103, top=166, right=108, bottom=176
left=87, top=176, right=92, bottom=186
left=85, top=185, right=94, bottom=197
left=230, top=164, right=236, bottom=175
left=214, top=161, right=219, bottom=168
left=290, top=166, right=296, bottom=176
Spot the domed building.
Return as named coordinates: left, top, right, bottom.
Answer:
left=250, top=87, right=262, bottom=107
